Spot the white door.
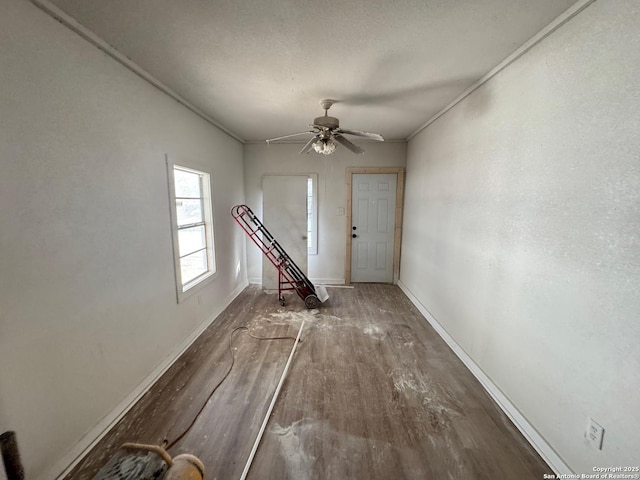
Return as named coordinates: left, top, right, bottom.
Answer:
left=351, top=173, right=396, bottom=283
left=262, top=175, right=308, bottom=290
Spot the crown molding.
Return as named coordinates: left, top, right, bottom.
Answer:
left=29, top=0, right=245, bottom=143
left=407, top=0, right=597, bottom=141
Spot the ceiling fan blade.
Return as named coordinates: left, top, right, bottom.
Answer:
left=266, top=131, right=315, bottom=143
left=299, top=135, right=319, bottom=155
left=336, top=129, right=384, bottom=142
left=334, top=134, right=364, bottom=155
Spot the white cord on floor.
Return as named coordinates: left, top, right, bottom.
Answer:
left=239, top=320, right=305, bottom=480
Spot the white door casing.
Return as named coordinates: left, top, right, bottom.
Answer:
left=350, top=173, right=397, bottom=283
left=262, top=175, right=308, bottom=290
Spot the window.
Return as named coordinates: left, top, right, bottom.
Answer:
left=307, top=174, right=318, bottom=255
left=168, top=163, right=216, bottom=300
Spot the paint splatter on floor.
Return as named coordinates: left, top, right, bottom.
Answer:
left=268, top=418, right=425, bottom=480
left=363, top=324, right=385, bottom=338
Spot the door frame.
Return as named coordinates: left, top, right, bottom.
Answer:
left=345, top=167, right=405, bottom=284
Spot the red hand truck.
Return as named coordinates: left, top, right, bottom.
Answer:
left=232, top=204, right=324, bottom=309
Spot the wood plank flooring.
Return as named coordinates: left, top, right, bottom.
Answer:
left=65, top=284, right=551, bottom=479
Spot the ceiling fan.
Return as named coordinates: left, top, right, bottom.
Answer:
left=265, top=99, right=384, bottom=155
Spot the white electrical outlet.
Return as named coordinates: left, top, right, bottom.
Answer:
left=586, top=418, right=604, bottom=450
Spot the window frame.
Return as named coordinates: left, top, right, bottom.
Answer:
left=307, top=174, right=318, bottom=255
left=167, top=160, right=217, bottom=302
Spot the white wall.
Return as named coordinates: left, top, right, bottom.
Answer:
left=401, top=0, right=639, bottom=473
left=243, top=142, right=406, bottom=285
left=0, top=0, right=246, bottom=478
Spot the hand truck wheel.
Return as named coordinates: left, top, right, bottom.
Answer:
left=304, top=295, right=319, bottom=310
left=279, top=296, right=286, bottom=306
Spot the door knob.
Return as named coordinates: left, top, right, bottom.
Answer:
left=352, top=226, right=357, bottom=230
left=352, top=234, right=358, bottom=238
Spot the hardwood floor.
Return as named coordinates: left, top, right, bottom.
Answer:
left=65, top=284, right=551, bottom=479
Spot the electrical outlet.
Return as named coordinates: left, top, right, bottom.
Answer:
left=586, top=418, right=604, bottom=450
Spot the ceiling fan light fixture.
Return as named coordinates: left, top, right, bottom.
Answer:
left=312, top=138, right=336, bottom=155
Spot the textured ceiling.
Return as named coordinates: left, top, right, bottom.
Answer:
left=46, top=0, right=578, bottom=142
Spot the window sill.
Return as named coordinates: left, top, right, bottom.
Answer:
left=177, top=270, right=217, bottom=303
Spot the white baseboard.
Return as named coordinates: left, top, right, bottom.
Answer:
left=48, top=280, right=249, bottom=480
left=247, top=278, right=345, bottom=286
left=309, top=278, right=345, bottom=285
left=397, top=280, right=572, bottom=476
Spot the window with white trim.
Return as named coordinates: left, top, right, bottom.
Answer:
left=307, top=174, right=318, bottom=255
left=168, top=164, right=216, bottom=299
